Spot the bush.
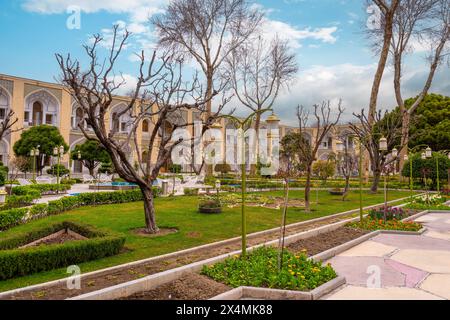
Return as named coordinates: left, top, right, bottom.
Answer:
left=184, top=188, right=199, bottom=196
left=0, top=194, right=38, bottom=211
left=0, top=221, right=125, bottom=280
left=46, top=164, right=70, bottom=177
left=0, top=208, right=28, bottom=231
left=202, top=246, right=337, bottom=291
left=215, top=164, right=231, bottom=175
left=0, top=165, right=7, bottom=187
left=12, top=184, right=71, bottom=196
left=168, top=164, right=182, bottom=174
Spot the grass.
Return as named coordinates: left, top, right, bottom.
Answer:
left=0, top=189, right=413, bottom=292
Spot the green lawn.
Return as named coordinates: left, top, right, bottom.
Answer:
left=0, top=189, right=413, bottom=292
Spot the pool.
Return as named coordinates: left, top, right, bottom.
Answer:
left=89, top=182, right=139, bottom=191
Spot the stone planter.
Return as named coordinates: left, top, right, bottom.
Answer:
left=198, top=206, right=222, bottom=214
left=329, top=189, right=345, bottom=196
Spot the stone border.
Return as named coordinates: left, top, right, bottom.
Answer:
left=0, top=195, right=417, bottom=298
left=210, top=276, right=346, bottom=301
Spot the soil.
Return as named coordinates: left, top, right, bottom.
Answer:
left=286, top=226, right=369, bottom=257
left=119, top=273, right=230, bottom=300
left=32, top=233, right=82, bottom=247
left=2, top=203, right=414, bottom=300
left=132, top=228, right=178, bottom=238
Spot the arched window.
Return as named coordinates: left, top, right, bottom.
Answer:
left=24, top=90, right=60, bottom=127
left=75, top=107, right=84, bottom=129
left=32, top=101, right=43, bottom=126
left=0, top=140, right=8, bottom=166
left=110, top=104, right=131, bottom=133
left=0, top=88, right=9, bottom=121
left=142, top=119, right=149, bottom=133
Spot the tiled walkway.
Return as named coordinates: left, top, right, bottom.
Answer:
left=324, top=212, right=450, bottom=300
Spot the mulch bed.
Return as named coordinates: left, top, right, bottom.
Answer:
left=286, top=226, right=369, bottom=257
left=120, top=273, right=231, bottom=300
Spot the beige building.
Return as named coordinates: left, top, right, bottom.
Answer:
left=0, top=73, right=357, bottom=175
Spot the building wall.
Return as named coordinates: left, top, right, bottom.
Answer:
left=0, top=73, right=357, bottom=173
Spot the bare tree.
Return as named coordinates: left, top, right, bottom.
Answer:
left=367, top=0, right=401, bottom=124
left=276, top=149, right=302, bottom=271
left=336, top=132, right=358, bottom=200
left=224, top=35, right=298, bottom=174
left=56, top=26, right=224, bottom=234
left=295, top=101, right=344, bottom=212
left=388, top=0, right=450, bottom=169
left=152, top=0, right=263, bottom=117
left=350, top=109, right=402, bottom=193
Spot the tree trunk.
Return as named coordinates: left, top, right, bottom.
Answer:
left=342, top=175, right=350, bottom=201
left=371, top=169, right=381, bottom=193
left=250, top=113, right=261, bottom=176
left=304, top=164, right=312, bottom=212
left=278, top=179, right=289, bottom=271
left=399, top=111, right=411, bottom=172
left=368, top=7, right=396, bottom=125
left=89, top=167, right=95, bottom=176
left=141, top=185, right=159, bottom=234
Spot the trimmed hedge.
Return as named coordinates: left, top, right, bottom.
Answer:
left=0, top=188, right=160, bottom=231
left=0, top=208, right=28, bottom=231
left=11, top=184, right=71, bottom=196
left=0, top=221, right=125, bottom=280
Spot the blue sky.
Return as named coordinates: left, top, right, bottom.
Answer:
left=0, top=0, right=449, bottom=124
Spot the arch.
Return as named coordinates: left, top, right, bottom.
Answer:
left=0, top=85, right=11, bottom=121
left=0, top=139, right=10, bottom=166
left=142, top=119, right=150, bottom=133
left=24, top=89, right=60, bottom=127
left=319, top=152, right=331, bottom=161
left=110, top=103, right=132, bottom=133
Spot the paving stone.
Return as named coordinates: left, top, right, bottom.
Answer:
left=327, top=257, right=406, bottom=287
left=424, top=231, right=450, bottom=241
left=415, top=216, right=439, bottom=223
left=337, top=241, right=397, bottom=258
left=420, top=274, right=450, bottom=299
left=326, top=285, right=443, bottom=300
left=373, top=234, right=450, bottom=251
left=391, top=249, right=450, bottom=274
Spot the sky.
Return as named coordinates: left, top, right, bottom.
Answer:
left=0, top=0, right=449, bottom=126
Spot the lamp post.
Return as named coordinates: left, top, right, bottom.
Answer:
left=379, top=137, right=388, bottom=215
left=218, top=108, right=275, bottom=258
left=53, top=145, right=65, bottom=187
left=215, top=179, right=221, bottom=203
left=30, top=146, right=40, bottom=181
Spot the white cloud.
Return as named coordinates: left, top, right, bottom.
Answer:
left=272, top=62, right=450, bottom=126
left=260, top=18, right=338, bottom=49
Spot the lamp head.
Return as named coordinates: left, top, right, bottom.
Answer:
left=379, top=137, right=388, bottom=152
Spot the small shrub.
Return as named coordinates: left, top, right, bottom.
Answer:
left=184, top=188, right=199, bottom=196
left=0, top=221, right=125, bottom=280
left=0, top=208, right=28, bottom=231
left=202, top=246, right=337, bottom=291
left=46, top=164, right=70, bottom=177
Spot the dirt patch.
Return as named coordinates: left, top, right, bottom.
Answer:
left=120, top=273, right=230, bottom=300
left=186, top=232, right=202, bottom=239
left=19, top=230, right=88, bottom=249
left=132, top=228, right=178, bottom=238
left=286, top=226, right=369, bottom=256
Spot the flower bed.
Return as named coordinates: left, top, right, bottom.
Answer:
left=405, top=194, right=448, bottom=211
left=201, top=246, right=337, bottom=291
left=0, top=221, right=125, bottom=280
left=347, top=218, right=422, bottom=232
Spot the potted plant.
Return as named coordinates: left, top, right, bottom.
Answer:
left=329, top=187, right=345, bottom=196
left=0, top=190, right=7, bottom=204
left=199, top=198, right=222, bottom=214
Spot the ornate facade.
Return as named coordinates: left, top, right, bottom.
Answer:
left=0, top=73, right=357, bottom=175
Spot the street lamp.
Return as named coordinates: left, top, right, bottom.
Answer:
left=53, top=145, right=65, bottom=188
left=379, top=137, right=397, bottom=219
left=219, top=108, right=274, bottom=258
left=30, top=146, right=40, bottom=181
